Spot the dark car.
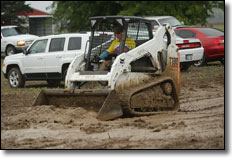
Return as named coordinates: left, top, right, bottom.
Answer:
left=174, top=27, right=224, bottom=66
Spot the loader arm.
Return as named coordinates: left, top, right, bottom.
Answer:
left=109, top=24, right=177, bottom=89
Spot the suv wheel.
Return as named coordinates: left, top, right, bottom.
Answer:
left=180, top=63, right=191, bottom=71
left=8, top=67, right=25, bottom=88
left=62, top=66, right=68, bottom=81
left=47, top=79, right=60, bottom=87
left=6, top=45, right=16, bottom=56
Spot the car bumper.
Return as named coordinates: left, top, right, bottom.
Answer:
left=179, top=47, right=204, bottom=63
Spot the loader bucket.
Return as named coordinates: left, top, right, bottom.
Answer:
left=33, top=89, right=123, bottom=121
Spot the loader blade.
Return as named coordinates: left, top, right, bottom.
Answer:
left=97, top=90, right=123, bottom=121
left=33, top=89, right=122, bottom=121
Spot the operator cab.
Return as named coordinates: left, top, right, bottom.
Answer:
left=85, top=16, right=154, bottom=71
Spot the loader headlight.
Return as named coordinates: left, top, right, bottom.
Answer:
left=17, top=41, right=26, bottom=46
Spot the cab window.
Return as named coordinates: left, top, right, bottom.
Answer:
left=127, top=22, right=150, bottom=40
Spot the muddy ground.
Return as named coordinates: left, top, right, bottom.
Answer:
left=1, top=60, right=225, bottom=149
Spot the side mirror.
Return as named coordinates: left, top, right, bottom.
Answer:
left=181, top=21, right=184, bottom=25
left=22, top=48, right=28, bottom=55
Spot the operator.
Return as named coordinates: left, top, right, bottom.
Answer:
left=98, top=26, right=136, bottom=71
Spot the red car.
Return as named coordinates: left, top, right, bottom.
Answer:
left=175, top=27, right=224, bottom=66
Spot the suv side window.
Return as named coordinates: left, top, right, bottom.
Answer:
left=175, top=30, right=196, bottom=38
left=28, top=39, right=48, bottom=54
left=49, top=38, right=65, bottom=52
left=68, top=37, right=82, bottom=50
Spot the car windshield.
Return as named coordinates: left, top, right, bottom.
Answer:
left=196, top=28, right=224, bottom=37
left=1, top=27, right=24, bottom=37
left=158, top=17, right=182, bottom=27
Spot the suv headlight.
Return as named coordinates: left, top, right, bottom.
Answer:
left=17, top=41, right=26, bottom=46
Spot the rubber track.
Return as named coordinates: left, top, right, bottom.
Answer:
left=117, top=78, right=179, bottom=117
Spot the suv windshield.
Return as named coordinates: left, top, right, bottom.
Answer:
left=1, top=27, right=24, bottom=37
left=158, top=17, right=182, bottom=27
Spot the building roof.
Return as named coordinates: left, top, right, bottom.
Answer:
left=18, top=8, right=52, bottom=18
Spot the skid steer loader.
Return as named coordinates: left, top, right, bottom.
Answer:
left=34, top=16, right=181, bottom=121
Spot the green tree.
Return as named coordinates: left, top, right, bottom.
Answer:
left=51, top=1, right=224, bottom=32
left=119, top=1, right=224, bottom=26
left=1, top=1, right=33, bottom=26
left=51, top=1, right=122, bottom=32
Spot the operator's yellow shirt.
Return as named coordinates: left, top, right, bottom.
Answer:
left=107, top=37, right=136, bottom=53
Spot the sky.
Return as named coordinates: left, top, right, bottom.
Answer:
left=25, top=1, right=54, bottom=13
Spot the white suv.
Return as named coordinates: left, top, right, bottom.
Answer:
left=2, top=33, right=90, bottom=88
left=144, top=16, right=185, bottom=29
left=1, top=26, right=38, bottom=56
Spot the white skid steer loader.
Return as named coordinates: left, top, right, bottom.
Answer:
left=34, top=16, right=181, bottom=121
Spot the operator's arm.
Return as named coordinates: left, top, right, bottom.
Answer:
left=99, top=51, right=109, bottom=60
left=99, top=40, right=116, bottom=60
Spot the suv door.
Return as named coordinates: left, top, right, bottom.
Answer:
left=22, top=39, right=48, bottom=78
left=43, top=37, right=65, bottom=78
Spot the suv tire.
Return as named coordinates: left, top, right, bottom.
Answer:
left=6, top=45, right=16, bottom=56
left=180, top=63, right=191, bottom=71
left=62, top=66, right=69, bottom=80
left=8, top=67, right=25, bottom=88
left=47, top=79, right=60, bottom=87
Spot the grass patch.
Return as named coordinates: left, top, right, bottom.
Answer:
left=211, top=24, right=224, bottom=31
left=181, top=63, right=224, bottom=88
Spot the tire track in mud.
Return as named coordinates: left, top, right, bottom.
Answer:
left=180, top=96, right=224, bottom=112
left=179, top=94, right=224, bottom=104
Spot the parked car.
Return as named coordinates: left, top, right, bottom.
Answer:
left=1, top=25, right=38, bottom=56
left=144, top=16, right=185, bottom=29
left=143, top=16, right=203, bottom=71
left=175, top=36, right=204, bottom=71
left=174, top=27, right=224, bottom=66
left=2, top=33, right=91, bottom=88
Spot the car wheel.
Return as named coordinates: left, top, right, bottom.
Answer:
left=8, top=67, right=25, bottom=88
left=194, top=53, right=206, bottom=67
left=47, top=79, right=60, bottom=87
left=220, top=58, right=224, bottom=65
left=180, top=63, right=191, bottom=71
left=6, top=45, right=16, bottom=56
